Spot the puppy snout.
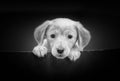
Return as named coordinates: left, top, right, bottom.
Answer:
left=57, top=48, right=64, bottom=54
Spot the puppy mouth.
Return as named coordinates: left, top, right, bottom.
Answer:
left=57, top=53, right=64, bottom=57
left=55, top=54, right=66, bottom=59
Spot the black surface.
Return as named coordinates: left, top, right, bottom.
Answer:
left=0, top=49, right=120, bottom=80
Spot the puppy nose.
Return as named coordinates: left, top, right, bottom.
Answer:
left=57, top=49, right=64, bottom=54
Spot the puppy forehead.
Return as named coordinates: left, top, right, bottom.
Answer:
left=49, top=25, right=76, bottom=34
left=48, top=18, right=77, bottom=33
left=53, top=18, right=76, bottom=26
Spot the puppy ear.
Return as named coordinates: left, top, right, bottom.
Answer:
left=34, top=21, right=51, bottom=45
left=75, top=22, right=91, bottom=51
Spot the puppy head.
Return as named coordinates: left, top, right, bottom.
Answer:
left=46, top=18, right=77, bottom=59
left=33, top=18, right=91, bottom=60
left=75, top=22, right=91, bottom=51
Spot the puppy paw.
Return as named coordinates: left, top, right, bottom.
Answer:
left=68, top=50, right=81, bottom=61
left=32, top=45, right=47, bottom=57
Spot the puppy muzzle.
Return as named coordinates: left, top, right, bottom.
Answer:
left=52, top=46, right=70, bottom=59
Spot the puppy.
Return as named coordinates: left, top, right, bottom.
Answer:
left=32, top=18, right=91, bottom=61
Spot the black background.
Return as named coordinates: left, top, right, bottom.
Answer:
left=0, top=1, right=120, bottom=51
left=0, top=1, right=120, bottom=80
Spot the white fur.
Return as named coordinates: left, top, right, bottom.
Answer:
left=32, top=39, right=48, bottom=57
left=32, top=18, right=91, bottom=61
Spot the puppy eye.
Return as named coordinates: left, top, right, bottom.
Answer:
left=68, top=35, right=73, bottom=39
left=50, top=34, right=55, bottom=38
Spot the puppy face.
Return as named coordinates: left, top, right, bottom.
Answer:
left=46, top=25, right=77, bottom=59
left=33, top=18, right=91, bottom=61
